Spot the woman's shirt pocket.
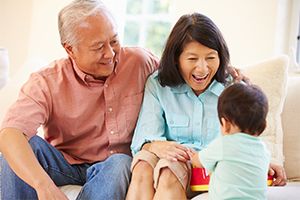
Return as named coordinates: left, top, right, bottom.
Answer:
left=165, top=114, right=191, bottom=142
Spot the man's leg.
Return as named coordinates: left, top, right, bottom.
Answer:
left=0, top=136, right=86, bottom=200
left=77, top=153, right=132, bottom=200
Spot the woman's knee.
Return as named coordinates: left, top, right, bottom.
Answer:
left=157, top=167, right=179, bottom=188
left=131, top=160, right=154, bottom=187
left=132, top=160, right=153, bottom=178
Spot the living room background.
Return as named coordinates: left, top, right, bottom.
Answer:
left=0, top=0, right=299, bottom=79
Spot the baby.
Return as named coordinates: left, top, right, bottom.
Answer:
left=189, top=83, right=270, bottom=199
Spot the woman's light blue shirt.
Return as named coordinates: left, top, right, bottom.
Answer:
left=131, top=71, right=225, bottom=155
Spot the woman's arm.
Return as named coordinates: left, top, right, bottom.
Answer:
left=228, top=65, right=250, bottom=84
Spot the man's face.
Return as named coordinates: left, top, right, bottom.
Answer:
left=65, top=12, right=121, bottom=80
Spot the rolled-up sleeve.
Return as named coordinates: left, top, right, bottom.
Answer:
left=1, top=73, right=51, bottom=138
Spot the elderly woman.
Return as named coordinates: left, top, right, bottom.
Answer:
left=126, top=13, right=286, bottom=200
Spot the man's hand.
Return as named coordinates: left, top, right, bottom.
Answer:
left=269, top=163, right=287, bottom=186
left=227, top=66, right=250, bottom=84
left=36, top=182, right=69, bottom=200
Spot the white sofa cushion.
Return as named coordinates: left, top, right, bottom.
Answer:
left=60, top=185, right=81, bottom=200
left=192, top=182, right=300, bottom=200
left=282, top=74, right=300, bottom=181
left=243, top=55, right=289, bottom=165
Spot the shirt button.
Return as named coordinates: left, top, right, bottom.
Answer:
left=110, top=150, right=115, bottom=154
left=108, top=107, right=113, bottom=112
left=104, top=84, right=108, bottom=88
left=110, top=130, right=115, bottom=134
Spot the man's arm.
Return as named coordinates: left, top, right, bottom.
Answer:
left=269, top=163, right=287, bottom=186
left=228, top=66, right=251, bottom=84
left=0, top=128, right=67, bottom=200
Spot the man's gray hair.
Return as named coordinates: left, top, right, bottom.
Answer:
left=58, top=0, right=111, bottom=46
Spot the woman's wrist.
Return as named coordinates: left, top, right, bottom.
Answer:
left=142, top=142, right=152, bottom=151
left=142, top=141, right=159, bottom=157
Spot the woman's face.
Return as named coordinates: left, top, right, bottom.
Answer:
left=179, top=41, right=220, bottom=95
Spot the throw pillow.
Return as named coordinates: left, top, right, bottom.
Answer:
left=242, top=55, right=289, bottom=166
left=282, top=75, right=300, bottom=180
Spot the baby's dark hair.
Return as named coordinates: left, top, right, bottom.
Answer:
left=217, top=83, right=268, bottom=136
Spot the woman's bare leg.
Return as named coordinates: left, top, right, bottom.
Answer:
left=126, top=161, right=155, bottom=200
left=154, top=167, right=186, bottom=200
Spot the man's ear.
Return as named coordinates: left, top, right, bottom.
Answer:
left=63, top=43, right=75, bottom=59
left=221, top=117, right=231, bottom=135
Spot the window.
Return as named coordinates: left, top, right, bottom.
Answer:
left=290, top=0, right=300, bottom=65
left=123, top=0, right=172, bottom=57
left=104, top=0, right=173, bottom=57
left=297, top=14, right=300, bottom=63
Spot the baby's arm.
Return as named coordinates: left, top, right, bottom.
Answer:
left=188, top=149, right=204, bottom=168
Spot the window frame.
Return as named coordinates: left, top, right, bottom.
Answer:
left=289, top=0, right=300, bottom=65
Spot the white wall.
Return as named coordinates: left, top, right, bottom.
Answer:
left=27, top=0, right=70, bottom=67
left=172, top=0, right=293, bottom=67
left=0, top=0, right=297, bottom=76
left=0, top=0, right=33, bottom=75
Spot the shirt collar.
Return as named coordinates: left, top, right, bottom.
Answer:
left=71, top=58, right=88, bottom=83
left=70, top=57, right=114, bottom=86
left=171, top=79, right=224, bottom=97
left=170, top=84, right=190, bottom=94
left=113, top=48, right=122, bottom=74
left=206, top=80, right=225, bottom=96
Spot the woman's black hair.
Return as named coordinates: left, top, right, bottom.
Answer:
left=158, top=12, right=230, bottom=87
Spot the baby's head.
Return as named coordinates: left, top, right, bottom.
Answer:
left=217, top=83, right=268, bottom=136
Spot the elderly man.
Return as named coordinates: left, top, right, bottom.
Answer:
left=0, top=0, right=158, bottom=199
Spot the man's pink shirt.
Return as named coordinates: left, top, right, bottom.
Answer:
left=1, top=47, right=159, bottom=164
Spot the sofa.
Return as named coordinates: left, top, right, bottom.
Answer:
left=1, top=55, right=300, bottom=199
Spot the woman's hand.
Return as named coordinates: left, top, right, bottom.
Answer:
left=268, top=163, right=287, bottom=186
left=187, top=148, right=203, bottom=168
left=148, top=141, right=190, bottom=162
